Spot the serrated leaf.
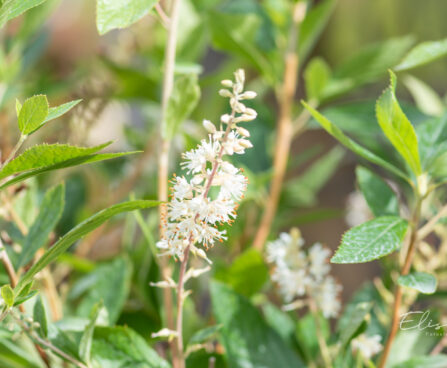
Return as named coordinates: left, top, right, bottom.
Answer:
left=0, top=0, right=47, bottom=28
left=44, top=99, right=82, bottom=124
left=79, top=302, right=102, bottom=364
left=302, top=101, right=408, bottom=180
left=356, top=166, right=399, bottom=217
left=1, top=285, right=14, bottom=307
left=376, top=71, right=422, bottom=176
left=331, top=216, right=408, bottom=264
left=304, top=57, right=331, bottom=102
left=17, top=95, right=49, bottom=135
left=18, top=183, right=65, bottom=267
left=398, top=272, right=437, bottom=294
left=395, top=38, right=447, bottom=71
left=210, top=281, right=304, bottom=368
left=33, top=295, right=48, bottom=337
left=15, top=200, right=160, bottom=294
left=91, top=326, right=171, bottom=368
left=164, top=74, right=200, bottom=140
left=96, top=0, right=158, bottom=35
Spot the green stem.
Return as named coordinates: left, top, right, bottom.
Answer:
left=0, top=134, right=26, bottom=170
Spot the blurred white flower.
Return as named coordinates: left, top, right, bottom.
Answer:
left=267, top=229, right=342, bottom=318
left=345, top=190, right=372, bottom=227
left=156, top=70, right=256, bottom=260
left=351, top=334, right=383, bottom=359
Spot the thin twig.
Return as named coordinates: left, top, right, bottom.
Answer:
left=155, top=3, right=170, bottom=29
left=308, top=297, right=333, bottom=368
left=252, top=2, right=306, bottom=251
left=418, top=203, right=447, bottom=240
left=0, top=134, right=26, bottom=170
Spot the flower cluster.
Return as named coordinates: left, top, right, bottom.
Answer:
left=157, top=69, right=256, bottom=261
left=351, top=334, right=383, bottom=359
left=267, top=228, right=342, bottom=318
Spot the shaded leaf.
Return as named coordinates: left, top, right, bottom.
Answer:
left=338, top=302, right=371, bottom=348
left=79, top=302, right=102, bottom=364
left=188, top=325, right=222, bottom=345
left=331, top=216, right=408, bottom=264
left=33, top=295, right=48, bottom=338
left=15, top=200, right=160, bottom=294
left=398, top=272, right=437, bottom=294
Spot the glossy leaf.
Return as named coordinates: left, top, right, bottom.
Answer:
left=91, top=326, right=171, bottom=368
left=331, top=216, right=408, bottom=263
left=395, top=38, right=447, bottom=71
left=302, top=101, right=408, bottom=180
left=15, top=200, right=160, bottom=294
left=164, top=74, right=200, bottom=140
left=17, top=95, right=49, bottom=135
left=356, top=166, right=399, bottom=217
left=18, top=183, right=65, bottom=267
left=211, top=281, right=304, bottom=368
left=96, top=0, right=158, bottom=35
left=398, top=272, right=437, bottom=294
left=33, top=295, right=48, bottom=338
left=376, top=71, right=422, bottom=175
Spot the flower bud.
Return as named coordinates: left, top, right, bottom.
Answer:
left=240, top=91, right=257, bottom=100
left=220, top=114, right=232, bottom=124
left=219, top=89, right=233, bottom=98
left=235, top=69, right=245, bottom=86
left=237, top=127, right=250, bottom=137
left=238, top=139, right=253, bottom=148
left=221, top=79, right=233, bottom=88
left=203, top=119, right=216, bottom=133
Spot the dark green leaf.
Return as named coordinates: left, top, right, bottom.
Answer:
left=15, top=200, right=160, bottom=294
left=91, top=326, right=171, bottom=368
left=302, top=101, right=408, bottom=180
left=188, top=325, right=222, bottom=345
left=33, top=295, right=48, bottom=338
left=356, top=166, right=399, bottom=217
left=17, top=95, right=49, bottom=135
left=338, top=302, right=371, bottom=348
left=376, top=71, right=422, bottom=176
left=395, top=38, right=447, bottom=71
left=211, top=281, right=304, bottom=368
left=398, top=272, right=437, bottom=294
left=416, top=113, right=447, bottom=171
left=96, top=0, right=158, bottom=35
left=331, top=216, right=408, bottom=263
left=18, top=183, right=65, bottom=267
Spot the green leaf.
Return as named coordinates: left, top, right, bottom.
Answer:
left=304, top=57, right=331, bottom=102
left=302, top=101, right=408, bottom=180
left=285, top=146, right=344, bottom=207
left=376, top=71, right=422, bottom=176
left=395, top=38, right=447, bottom=71
left=331, top=216, right=408, bottom=264
left=15, top=99, right=22, bottom=116
left=403, top=75, right=444, bottom=117
left=79, top=302, right=102, bottom=364
left=96, top=0, right=158, bottom=35
left=15, top=200, right=160, bottom=294
left=296, top=312, right=329, bottom=362
left=214, top=248, right=268, bottom=297
left=164, top=74, right=201, bottom=140
left=0, top=0, right=47, bottom=28
left=398, top=272, right=437, bottom=294
left=44, top=99, right=82, bottom=124
left=188, top=325, right=222, bottom=345
left=33, top=295, right=48, bottom=338
left=356, top=166, right=399, bottom=217
left=338, top=302, right=371, bottom=348
left=71, top=257, right=132, bottom=325
left=18, top=183, right=65, bottom=267
left=210, top=281, right=304, bottom=368
left=416, top=114, right=447, bottom=171
left=393, top=355, right=447, bottom=368
left=263, top=303, right=296, bottom=347
left=0, top=285, right=14, bottom=307
left=91, top=326, right=171, bottom=368
left=298, top=0, right=336, bottom=62
left=17, top=95, right=49, bottom=135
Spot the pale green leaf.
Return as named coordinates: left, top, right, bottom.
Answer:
left=302, top=101, right=408, bottom=180
left=356, top=166, right=399, bottom=217
left=0, top=285, right=14, bottom=307
left=91, top=326, right=171, bottom=368
left=393, top=355, right=447, bottom=368
left=398, top=272, right=437, bottom=294
left=33, top=295, right=48, bottom=338
left=17, top=95, right=49, bottom=135
left=395, top=38, right=447, bottom=71
left=0, top=0, right=47, bottom=28
left=96, top=0, right=157, bottom=35
left=403, top=75, right=444, bottom=117
left=164, top=74, right=200, bottom=140
left=304, top=57, right=331, bottom=102
left=15, top=200, right=160, bottom=294
left=376, top=71, right=422, bottom=175
left=211, top=281, right=304, bottom=368
left=18, top=183, right=65, bottom=268
left=15, top=99, right=21, bottom=117
left=331, top=216, right=408, bottom=264
left=44, top=99, right=82, bottom=124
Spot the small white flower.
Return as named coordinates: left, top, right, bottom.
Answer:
left=351, top=334, right=383, bottom=359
